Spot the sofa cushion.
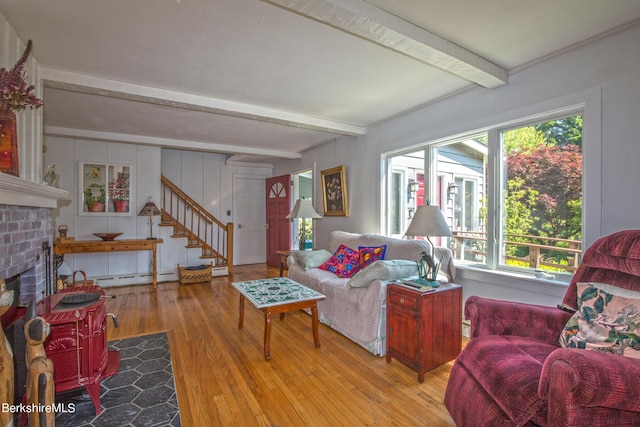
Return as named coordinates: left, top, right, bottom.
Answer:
left=318, top=244, right=361, bottom=278
left=328, top=231, right=430, bottom=261
left=358, top=245, right=387, bottom=269
left=559, top=282, right=640, bottom=358
left=456, top=335, right=555, bottom=425
left=347, top=259, right=418, bottom=288
left=290, top=249, right=332, bottom=270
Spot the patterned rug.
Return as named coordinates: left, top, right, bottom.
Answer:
left=55, top=332, right=181, bottom=427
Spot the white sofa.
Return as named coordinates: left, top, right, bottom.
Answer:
left=287, top=231, right=455, bottom=356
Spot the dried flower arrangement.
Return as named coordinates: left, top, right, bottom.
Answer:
left=0, top=40, right=43, bottom=112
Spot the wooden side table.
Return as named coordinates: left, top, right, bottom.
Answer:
left=275, top=249, right=291, bottom=277
left=386, top=282, right=462, bottom=382
left=54, top=238, right=164, bottom=288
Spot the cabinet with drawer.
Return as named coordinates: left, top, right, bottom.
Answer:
left=386, top=283, right=462, bottom=382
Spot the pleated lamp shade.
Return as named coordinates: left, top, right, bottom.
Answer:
left=286, top=198, right=322, bottom=219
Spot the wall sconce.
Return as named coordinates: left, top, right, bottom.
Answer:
left=447, top=182, right=459, bottom=200
left=407, top=179, right=420, bottom=203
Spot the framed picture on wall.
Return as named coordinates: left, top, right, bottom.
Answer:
left=79, top=162, right=133, bottom=215
left=321, top=165, right=349, bottom=217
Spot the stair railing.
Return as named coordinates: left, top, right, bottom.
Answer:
left=160, top=175, right=234, bottom=272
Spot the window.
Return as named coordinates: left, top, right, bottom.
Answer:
left=497, top=115, right=583, bottom=274
left=390, top=170, right=403, bottom=235
left=383, top=110, right=583, bottom=280
left=387, top=151, right=423, bottom=238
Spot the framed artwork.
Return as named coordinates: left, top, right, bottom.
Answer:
left=321, top=165, right=349, bottom=216
left=79, top=162, right=133, bottom=216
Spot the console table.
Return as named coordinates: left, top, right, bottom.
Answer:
left=53, top=239, right=163, bottom=288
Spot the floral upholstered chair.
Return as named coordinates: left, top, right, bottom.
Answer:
left=444, top=229, right=640, bottom=427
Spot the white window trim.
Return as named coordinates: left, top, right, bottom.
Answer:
left=381, top=86, right=602, bottom=284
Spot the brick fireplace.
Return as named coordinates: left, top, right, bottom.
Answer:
left=0, top=203, right=54, bottom=303
left=0, top=172, right=69, bottom=409
left=0, top=167, right=69, bottom=299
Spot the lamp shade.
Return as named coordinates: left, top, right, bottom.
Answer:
left=138, top=199, right=161, bottom=216
left=404, top=205, right=451, bottom=237
left=57, top=261, right=72, bottom=277
left=286, top=198, right=322, bottom=219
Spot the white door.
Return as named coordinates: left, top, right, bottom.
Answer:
left=235, top=176, right=267, bottom=265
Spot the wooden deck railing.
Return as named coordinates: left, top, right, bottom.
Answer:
left=451, top=231, right=582, bottom=273
left=161, top=175, right=234, bottom=272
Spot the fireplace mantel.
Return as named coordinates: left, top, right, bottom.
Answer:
left=0, top=173, right=69, bottom=208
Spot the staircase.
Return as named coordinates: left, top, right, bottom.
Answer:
left=159, top=175, right=234, bottom=273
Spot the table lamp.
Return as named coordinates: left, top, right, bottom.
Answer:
left=56, top=261, right=72, bottom=291
left=286, top=198, right=322, bottom=250
left=138, top=197, right=162, bottom=240
left=404, top=204, right=451, bottom=283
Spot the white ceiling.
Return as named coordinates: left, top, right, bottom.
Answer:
left=1, top=0, right=639, bottom=163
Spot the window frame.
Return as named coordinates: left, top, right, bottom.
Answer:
left=381, top=87, right=602, bottom=284
left=487, top=109, right=584, bottom=280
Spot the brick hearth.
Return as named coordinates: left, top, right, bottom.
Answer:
left=0, top=204, right=54, bottom=303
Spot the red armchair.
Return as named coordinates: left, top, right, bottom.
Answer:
left=444, top=230, right=640, bottom=426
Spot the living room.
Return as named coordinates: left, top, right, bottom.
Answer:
left=1, top=1, right=640, bottom=425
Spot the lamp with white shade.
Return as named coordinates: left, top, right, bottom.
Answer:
left=404, top=204, right=452, bottom=284
left=286, top=198, right=322, bottom=250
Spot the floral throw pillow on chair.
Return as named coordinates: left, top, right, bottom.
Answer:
left=560, top=282, right=640, bottom=359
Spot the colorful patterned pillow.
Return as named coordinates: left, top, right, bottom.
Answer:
left=358, top=245, right=387, bottom=270
left=559, top=282, right=640, bottom=359
left=318, top=244, right=360, bottom=278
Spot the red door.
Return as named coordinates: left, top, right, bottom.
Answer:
left=266, top=175, right=291, bottom=267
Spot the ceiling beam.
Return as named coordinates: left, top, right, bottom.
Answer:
left=41, top=69, right=366, bottom=137
left=44, top=126, right=303, bottom=159
left=262, top=0, right=508, bottom=88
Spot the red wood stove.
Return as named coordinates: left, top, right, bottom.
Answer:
left=37, top=286, right=120, bottom=415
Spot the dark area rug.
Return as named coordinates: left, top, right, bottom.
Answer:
left=55, top=332, right=181, bottom=427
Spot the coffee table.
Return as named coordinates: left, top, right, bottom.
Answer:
left=232, top=277, right=326, bottom=360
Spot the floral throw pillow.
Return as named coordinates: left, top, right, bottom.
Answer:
left=559, top=282, right=640, bottom=359
left=318, top=244, right=360, bottom=278
left=358, top=245, right=387, bottom=270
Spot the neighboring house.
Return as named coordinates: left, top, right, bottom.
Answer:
left=387, top=139, right=486, bottom=239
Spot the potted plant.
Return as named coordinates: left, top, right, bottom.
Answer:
left=0, top=40, right=43, bottom=176
left=108, top=171, right=129, bottom=212
left=84, top=183, right=105, bottom=212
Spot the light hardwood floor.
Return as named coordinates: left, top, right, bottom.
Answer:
left=104, top=263, right=458, bottom=426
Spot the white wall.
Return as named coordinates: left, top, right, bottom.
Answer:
left=161, top=150, right=272, bottom=265
left=46, top=143, right=274, bottom=284
left=44, top=136, right=163, bottom=284
left=0, top=12, right=43, bottom=183
left=274, top=23, right=640, bottom=307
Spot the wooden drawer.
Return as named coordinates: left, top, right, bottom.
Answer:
left=110, top=243, right=150, bottom=251
left=67, top=244, right=108, bottom=253
left=388, top=288, right=419, bottom=313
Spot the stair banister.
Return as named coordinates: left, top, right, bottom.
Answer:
left=160, top=175, right=233, bottom=273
